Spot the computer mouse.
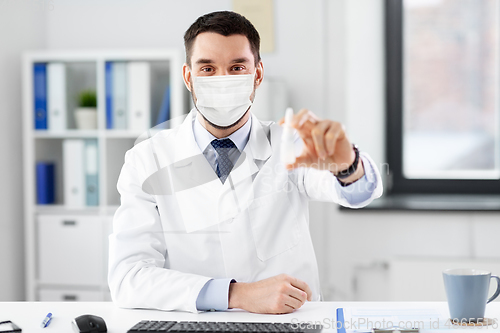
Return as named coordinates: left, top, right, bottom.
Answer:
left=72, top=314, right=107, bottom=333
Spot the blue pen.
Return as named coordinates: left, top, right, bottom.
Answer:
left=337, top=308, right=346, bottom=333
left=40, top=313, right=52, bottom=328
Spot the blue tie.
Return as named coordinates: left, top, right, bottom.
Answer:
left=211, top=138, right=236, bottom=184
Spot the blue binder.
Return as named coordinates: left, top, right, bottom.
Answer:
left=105, top=62, right=113, bottom=129
left=34, top=63, right=47, bottom=130
left=36, top=162, right=55, bottom=204
left=156, top=85, right=170, bottom=128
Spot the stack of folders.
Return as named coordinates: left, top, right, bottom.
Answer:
left=34, top=62, right=67, bottom=131
left=105, top=61, right=171, bottom=131
left=63, top=139, right=99, bottom=207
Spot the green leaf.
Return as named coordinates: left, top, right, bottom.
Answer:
left=78, top=89, right=97, bottom=108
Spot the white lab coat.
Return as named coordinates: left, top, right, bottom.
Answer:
left=108, top=110, right=383, bottom=313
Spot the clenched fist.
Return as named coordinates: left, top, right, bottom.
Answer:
left=228, top=274, right=312, bottom=314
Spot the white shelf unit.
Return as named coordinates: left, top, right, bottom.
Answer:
left=22, top=49, right=187, bottom=301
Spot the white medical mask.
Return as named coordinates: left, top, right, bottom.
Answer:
left=192, top=74, right=254, bottom=127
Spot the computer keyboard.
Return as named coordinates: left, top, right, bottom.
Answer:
left=127, top=320, right=323, bottom=332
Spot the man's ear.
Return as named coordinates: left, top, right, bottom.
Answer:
left=255, top=61, right=264, bottom=88
left=182, top=63, right=192, bottom=91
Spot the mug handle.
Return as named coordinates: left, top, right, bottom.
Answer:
left=487, top=275, right=500, bottom=303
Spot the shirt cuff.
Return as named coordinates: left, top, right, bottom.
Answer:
left=336, top=155, right=378, bottom=205
left=195, top=278, right=234, bottom=311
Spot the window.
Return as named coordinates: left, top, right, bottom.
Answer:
left=386, top=0, right=500, bottom=194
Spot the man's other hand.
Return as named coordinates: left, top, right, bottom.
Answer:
left=228, top=274, right=312, bottom=314
left=278, top=109, right=365, bottom=183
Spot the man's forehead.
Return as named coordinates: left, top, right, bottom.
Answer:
left=191, top=32, right=254, bottom=64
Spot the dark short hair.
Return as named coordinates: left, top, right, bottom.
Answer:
left=184, top=11, right=261, bottom=67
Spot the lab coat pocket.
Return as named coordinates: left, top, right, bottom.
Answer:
left=249, top=191, right=301, bottom=261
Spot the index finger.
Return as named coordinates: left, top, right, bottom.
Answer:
left=292, top=109, right=319, bottom=128
left=290, top=277, right=313, bottom=301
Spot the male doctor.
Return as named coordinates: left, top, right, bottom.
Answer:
left=108, top=11, right=382, bottom=314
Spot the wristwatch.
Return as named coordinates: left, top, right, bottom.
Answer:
left=334, top=144, right=359, bottom=180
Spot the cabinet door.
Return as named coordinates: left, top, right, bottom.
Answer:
left=37, top=215, right=104, bottom=286
left=38, top=288, right=104, bottom=301
left=103, top=290, right=112, bottom=302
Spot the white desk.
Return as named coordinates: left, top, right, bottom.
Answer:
left=1, top=301, right=499, bottom=333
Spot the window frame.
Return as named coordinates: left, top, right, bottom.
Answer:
left=385, top=0, right=500, bottom=195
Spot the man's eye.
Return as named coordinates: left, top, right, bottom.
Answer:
left=232, top=66, right=244, bottom=71
left=201, top=67, right=213, bottom=72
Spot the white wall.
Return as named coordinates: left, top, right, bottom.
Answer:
left=0, top=2, right=47, bottom=300
left=344, top=0, right=385, bottom=168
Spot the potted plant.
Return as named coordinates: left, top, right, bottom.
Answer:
left=75, top=89, right=97, bottom=129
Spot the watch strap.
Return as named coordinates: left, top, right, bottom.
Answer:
left=334, top=144, right=359, bottom=179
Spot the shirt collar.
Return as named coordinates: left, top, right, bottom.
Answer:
left=193, top=112, right=252, bottom=153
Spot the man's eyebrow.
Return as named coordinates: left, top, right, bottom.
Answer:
left=194, top=57, right=250, bottom=65
left=231, top=57, right=250, bottom=64
left=195, top=58, right=214, bottom=65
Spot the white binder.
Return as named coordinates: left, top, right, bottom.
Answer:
left=47, top=63, right=67, bottom=132
left=112, top=62, right=128, bottom=129
left=63, top=139, right=85, bottom=207
left=127, top=62, right=151, bottom=132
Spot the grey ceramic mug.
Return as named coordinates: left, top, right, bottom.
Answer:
left=443, top=268, right=500, bottom=321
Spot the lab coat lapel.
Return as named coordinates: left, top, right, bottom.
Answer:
left=225, top=113, right=272, bottom=185
left=217, top=113, right=273, bottom=219
left=171, top=110, right=224, bottom=233
left=248, top=112, right=273, bottom=162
